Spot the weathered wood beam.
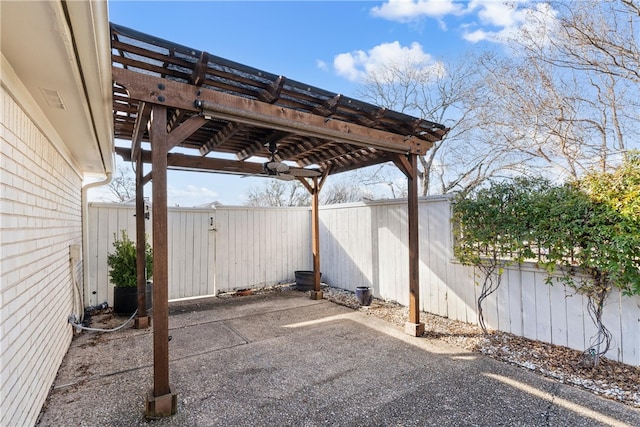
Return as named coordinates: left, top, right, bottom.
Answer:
left=131, top=102, right=151, bottom=161
left=112, top=68, right=430, bottom=155
left=318, top=166, right=331, bottom=191
left=167, top=115, right=207, bottom=150
left=191, top=52, right=209, bottom=87
left=236, top=130, right=290, bottom=161
left=135, top=150, right=149, bottom=329
left=405, top=153, right=424, bottom=337
left=113, top=55, right=188, bottom=81
left=312, top=94, right=342, bottom=116
left=143, top=171, right=152, bottom=186
left=112, top=39, right=193, bottom=69
left=257, top=75, right=286, bottom=103
left=146, top=104, right=177, bottom=416
left=310, top=177, right=322, bottom=300
left=116, top=147, right=268, bottom=176
left=296, top=176, right=314, bottom=193
left=198, top=96, right=430, bottom=155
left=390, top=153, right=414, bottom=179
left=355, top=107, right=386, bottom=127
left=277, top=137, right=331, bottom=162
left=199, top=121, right=244, bottom=156
left=168, top=109, right=186, bottom=132
left=305, top=145, right=368, bottom=168
left=325, top=154, right=394, bottom=175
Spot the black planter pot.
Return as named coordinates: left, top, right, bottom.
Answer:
left=294, top=271, right=321, bottom=291
left=355, top=286, right=373, bottom=306
left=113, top=281, right=153, bottom=315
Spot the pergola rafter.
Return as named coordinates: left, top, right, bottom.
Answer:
left=109, top=23, right=448, bottom=420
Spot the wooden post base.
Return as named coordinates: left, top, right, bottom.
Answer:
left=404, top=322, right=425, bottom=337
left=309, top=290, right=323, bottom=300
left=135, top=316, right=151, bottom=329
left=145, top=386, right=178, bottom=420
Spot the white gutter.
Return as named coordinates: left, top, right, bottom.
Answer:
left=81, top=171, right=113, bottom=313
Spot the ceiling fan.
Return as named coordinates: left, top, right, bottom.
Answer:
left=263, top=141, right=321, bottom=180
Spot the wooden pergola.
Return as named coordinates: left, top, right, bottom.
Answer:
left=110, top=23, right=448, bottom=418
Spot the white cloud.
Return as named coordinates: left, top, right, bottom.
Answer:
left=316, top=59, right=328, bottom=71
left=371, top=0, right=464, bottom=22
left=463, top=29, right=490, bottom=44
left=334, top=41, right=439, bottom=83
left=334, top=52, right=366, bottom=81
left=462, top=1, right=558, bottom=45
left=467, top=0, right=521, bottom=27
left=371, top=0, right=559, bottom=48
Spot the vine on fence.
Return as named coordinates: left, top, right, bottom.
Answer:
left=453, top=153, right=640, bottom=365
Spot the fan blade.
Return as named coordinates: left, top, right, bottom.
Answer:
left=288, top=167, right=322, bottom=177
left=274, top=174, right=295, bottom=181
left=265, top=161, right=289, bottom=173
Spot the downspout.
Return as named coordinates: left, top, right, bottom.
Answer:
left=81, top=170, right=113, bottom=317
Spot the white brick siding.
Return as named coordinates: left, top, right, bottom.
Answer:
left=1, top=86, right=83, bottom=426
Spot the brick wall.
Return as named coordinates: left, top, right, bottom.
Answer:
left=1, top=86, right=83, bottom=426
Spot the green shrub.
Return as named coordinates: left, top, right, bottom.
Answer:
left=107, top=230, right=153, bottom=288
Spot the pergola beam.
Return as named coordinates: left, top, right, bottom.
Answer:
left=167, top=115, right=208, bottom=150
left=199, top=121, right=244, bottom=155
left=112, top=68, right=431, bottom=156
left=236, top=130, right=290, bottom=161
left=131, top=102, right=151, bottom=161
left=116, top=147, right=288, bottom=176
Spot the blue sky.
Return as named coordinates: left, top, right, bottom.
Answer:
left=96, top=0, right=540, bottom=206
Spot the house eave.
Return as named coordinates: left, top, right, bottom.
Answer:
left=0, top=0, right=114, bottom=176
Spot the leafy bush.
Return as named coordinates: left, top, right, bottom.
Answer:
left=107, top=230, right=153, bottom=288
left=453, top=154, right=640, bottom=363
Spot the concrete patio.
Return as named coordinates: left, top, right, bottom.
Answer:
left=37, top=290, right=640, bottom=426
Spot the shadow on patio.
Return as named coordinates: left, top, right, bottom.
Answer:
left=38, top=290, right=640, bottom=426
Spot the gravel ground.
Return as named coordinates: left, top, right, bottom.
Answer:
left=312, top=285, right=640, bottom=409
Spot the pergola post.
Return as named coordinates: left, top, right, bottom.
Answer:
left=135, top=150, right=150, bottom=329
left=145, top=104, right=177, bottom=419
left=297, top=175, right=324, bottom=300
left=310, top=176, right=323, bottom=300
left=405, top=153, right=424, bottom=336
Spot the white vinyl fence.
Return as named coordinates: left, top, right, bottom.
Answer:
left=87, top=199, right=640, bottom=366
left=86, top=203, right=311, bottom=306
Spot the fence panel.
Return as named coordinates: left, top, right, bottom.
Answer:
left=318, top=197, right=639, bottom=366
left=87, top=199, right=640, bottom=366
left=213, top=206, right=311, bottom=292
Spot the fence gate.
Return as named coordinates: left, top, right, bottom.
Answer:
left=166, top=208, right=216, bottom=300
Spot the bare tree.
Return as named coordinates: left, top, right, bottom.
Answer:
left=245, top=180, right=310, bottom=207
left=356, top=54, right=523, bottom=196
left=475, top=1, right=640, bottom=178
left=351, top=165, right=407, bottom=199
left=320, top=179, right=370, bottom=205
left=245, top=177, right=369, bottom=207
left=522, top=0, right=640, bottom=85
left=351, top=1, right=639, bottom=196
left=108, top=165, right=136, bottom=202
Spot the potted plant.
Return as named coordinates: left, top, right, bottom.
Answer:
left=355, top=286, right=372, bottom=306
left=107, top=230, right=153, bottom=315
